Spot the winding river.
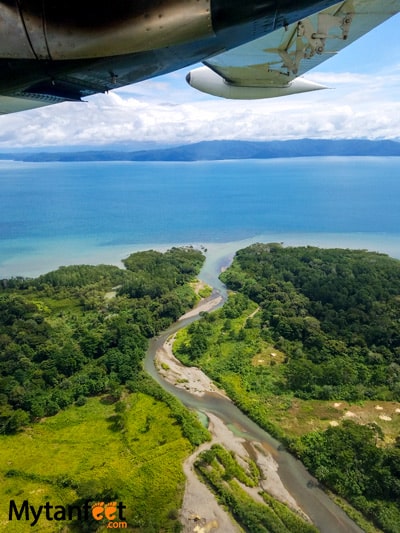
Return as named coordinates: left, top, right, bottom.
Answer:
left=144, top=251, right=364, bottom=533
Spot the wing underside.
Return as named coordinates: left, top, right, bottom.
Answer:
left=0, top=0, right=399, bottom=112
left=187, top=0, right=400, bottom=98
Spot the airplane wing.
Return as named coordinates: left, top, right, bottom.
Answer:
left=186, top=0, right=400, bottom=99
left=0, top=0, right=398, bottom=113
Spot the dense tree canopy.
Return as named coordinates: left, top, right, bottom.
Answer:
left=299, top=420, right=400, bottom=532
left=175, top=244, right=400, bottom=532
left=221, top=243, right=400, bottom=401
left=0, top=247, right=204, bottom=434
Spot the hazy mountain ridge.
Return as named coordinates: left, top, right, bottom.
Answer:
left=1, top=139, right=400, bottom=162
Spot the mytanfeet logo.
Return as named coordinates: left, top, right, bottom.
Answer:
left=91, top=501, right=127, bottom=528
left=8, top=499, right=127, bottom=528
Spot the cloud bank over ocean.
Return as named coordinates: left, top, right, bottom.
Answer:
left=0, top=16, right=399, bottom=149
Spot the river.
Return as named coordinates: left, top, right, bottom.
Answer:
left=144, top=251, right=364, bottom=533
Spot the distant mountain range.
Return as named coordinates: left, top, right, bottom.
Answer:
left=1, top=139, right=400, bottom=162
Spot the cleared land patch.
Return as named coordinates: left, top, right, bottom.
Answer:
left=0, top=393, right=191, bottom=532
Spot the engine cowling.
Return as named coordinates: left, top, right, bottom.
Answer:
left=0, top=0, right=213, bottom=60
left=186, top=66, right=327, bottom=99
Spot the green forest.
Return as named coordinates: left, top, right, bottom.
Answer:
left=0, top=247, right=211, bottom=531
left=0, top=247, right=205, bottom=435
left=174, top=244, right=400, bottom=533
left=2, top=242, right=400, bottom=532
left=221, top=244, right=400, bottom=402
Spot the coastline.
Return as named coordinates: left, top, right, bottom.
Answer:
left=3, top=232, right=400, bottom=280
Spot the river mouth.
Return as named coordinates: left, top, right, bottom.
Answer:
left=143, top=250, right=364, bottom=533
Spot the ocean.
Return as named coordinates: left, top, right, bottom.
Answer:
left=1, top=156, right=400, bottom=278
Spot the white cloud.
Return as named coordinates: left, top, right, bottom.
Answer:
left=0, top=61, right=399, bottom=149
left=306, top=72, right=370, bottom=85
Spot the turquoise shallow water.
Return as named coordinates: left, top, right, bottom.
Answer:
left=1, top=157, right=400, bottom=277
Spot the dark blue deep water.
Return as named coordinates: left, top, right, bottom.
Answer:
left=1, top=157, right=400, bottom=276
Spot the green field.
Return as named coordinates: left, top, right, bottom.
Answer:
left=0, top=393, right=192, bottom=532
left=0, top=249, right=210, bottom=532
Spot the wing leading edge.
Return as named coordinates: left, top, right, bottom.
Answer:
left=187, top=0, right=400, bottom=99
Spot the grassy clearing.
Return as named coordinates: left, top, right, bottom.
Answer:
left=173, top=294, right=400, bottom=445
left=254, top=397, right=400, bottom=442
left=251, top=345, right=286, bottom=367
left=0, top=393, right=191, bottom=532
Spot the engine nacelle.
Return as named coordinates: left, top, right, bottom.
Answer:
left=186, top=66, right=327, bottom=99
left=0, top=0, right=213, bottom=60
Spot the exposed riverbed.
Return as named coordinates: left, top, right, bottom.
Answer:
left=143, top=253, right=365, bottom=533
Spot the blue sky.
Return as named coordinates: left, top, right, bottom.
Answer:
left=0, top=13, right=399, bottom=149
